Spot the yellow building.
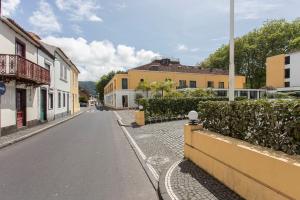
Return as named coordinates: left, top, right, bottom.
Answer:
left=266, top=52, right=300, bottom=91
left=104, top=58, right=246, bottom=109
left=70, top=62, right=80, bottom=114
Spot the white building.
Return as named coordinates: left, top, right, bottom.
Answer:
left=0, top=17, right=53, bottom=135
left=266, top=51, right=300, bottom=92
left=41, top=43, right=72, bottom=119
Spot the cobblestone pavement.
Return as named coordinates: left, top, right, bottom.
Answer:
left=171, top=160, right=244, bottom=200
left=116, top=110, right=243, bottom=200
left=116, top=110, right=136, bottom=125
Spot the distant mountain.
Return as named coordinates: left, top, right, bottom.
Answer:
left=79, top=81, right=97, bottom=96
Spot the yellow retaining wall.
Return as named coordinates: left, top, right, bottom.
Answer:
left=184, top=124, right=300, bottom=200
left=135, top=111, right=145, bottom=126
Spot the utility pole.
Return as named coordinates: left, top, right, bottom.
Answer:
left=229, top=0, right=235, bottom=101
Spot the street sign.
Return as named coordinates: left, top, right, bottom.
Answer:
left=0, top=82, right=5, bottom=96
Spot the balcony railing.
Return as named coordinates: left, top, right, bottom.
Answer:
left=0, top=54, right=50, bottom=85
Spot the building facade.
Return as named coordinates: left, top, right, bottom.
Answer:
left=0, top=17, right=52, bottom=135
left=0, top=16, right=80, bottom=136
left=266, top=52, right=300, bottom=92
left=104, top=58, right=246, bottom=109
left=42, top=43, right=73, bottom=119
left=70, top=62, right=80, bottom=114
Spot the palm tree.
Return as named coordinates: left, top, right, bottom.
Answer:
left=136, top=81, right=151, bottom=98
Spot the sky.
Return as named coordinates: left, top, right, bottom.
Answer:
left=2, top=0, right=300, bottom=81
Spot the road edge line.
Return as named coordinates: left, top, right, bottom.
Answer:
left=113, top=111, right=160, bottom=191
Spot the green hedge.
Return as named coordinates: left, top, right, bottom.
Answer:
left=139, top=97, right=229, bottom=122
left=198, top=100, right=300, bottom=155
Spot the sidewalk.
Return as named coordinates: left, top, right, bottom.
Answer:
left=0, top=107, right=90, bottom=149
left=116, top=110, right=243, bottom=200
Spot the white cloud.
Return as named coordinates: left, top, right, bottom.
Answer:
left=71, top=24, right=83, bottom=35
left=215, top=0, right=285, bottom=20
left=177, top=44, right=200, bottom=53
left=2, top=0, right=20, bottom=16
left=42, top=37, right=159, bottom=81
left=236, top=0, right=283, bottom=20
left=177, top=44, right=188, bottom=51
left=114, top=2, right=127, bottom=10
left=55, top=0, right=102, bottom=22
left=29, top=0, right=61, bottom=34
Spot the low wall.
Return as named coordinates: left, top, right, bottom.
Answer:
left=135, top=111, right=145, bottom=126
left=184, top=124, right=300, bottom=200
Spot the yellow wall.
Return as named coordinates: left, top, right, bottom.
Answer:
left=104, top=73, right=129, bottom=94
left=184, top=125, right=300, bottom=200
left=104, top=70, right=245, bottom=93
left=266, top=54, right=285, bottom=88
left=70, top=68, right=80, bottom=114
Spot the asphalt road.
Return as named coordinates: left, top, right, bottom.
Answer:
left=0, top=108, right=158, bottom=200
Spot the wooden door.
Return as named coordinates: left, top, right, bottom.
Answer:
left=16, top=89, right=26, bottom=128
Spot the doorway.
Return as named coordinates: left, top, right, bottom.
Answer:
left=122, top=95, right=128, bottom=108
left=40, top=89, right=47, bottom=122
left=67, top=93, right=69, bottom=114
left=16, top=89, right=26, bottom=128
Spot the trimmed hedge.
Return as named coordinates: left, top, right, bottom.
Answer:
left=139, top=97, right=229, bottom=122
left=198, top=100, right=300, bottom=155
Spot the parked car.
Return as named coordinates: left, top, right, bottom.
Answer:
left=80, top=102, right=88, bottom=107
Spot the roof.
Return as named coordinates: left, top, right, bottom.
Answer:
left=130, top=59, right=230, bottom=75
left=41, top=42, right=80, bottom=73
left=1, top=17, right=54, bottom=59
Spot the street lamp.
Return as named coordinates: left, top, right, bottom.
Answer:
left=229, top=0, right=235, bottom=101
left=138, top=105, right=144, bottom=111
left=188, top=111, right=198, bottom=125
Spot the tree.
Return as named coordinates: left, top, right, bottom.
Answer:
left=136, top=81, right=151, bottom=97
left=150, top=80, right=174, bottom=97
left=198, top=19, right=300, bottom=88
left=96, top=71, right=116, bottom=102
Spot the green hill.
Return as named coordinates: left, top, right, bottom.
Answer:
left=79, top=81, right=97, bottom=96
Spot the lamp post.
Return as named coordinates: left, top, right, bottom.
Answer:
left=229, top=0, right=235, bottom=101
left=188, top=111, right=198, bottom=125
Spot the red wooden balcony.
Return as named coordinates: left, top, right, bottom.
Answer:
left=0, top=54, right=50, bottom=85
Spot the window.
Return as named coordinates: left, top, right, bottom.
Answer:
left=179, top=80, right=187, bottom=89
left=207, top=81, right=214, bottom=88
left=64, top=66, right=67, bottom=80
left=122, top=78, right=128, bottom=89
left=49, top=93, right=53, bottom=109
left=285, top=82, right=290, bottom=88
left=218, top=82, right=225, bottom=89
left=189, top=81, right=197, bottom=88
left=58, top=92, right=61, bottom=108
left=45, top=62, right=51, bottom=70
left=16, top=39, right=25, bottom=57
left=285, top=56, right=290, bottom=65
left=60, top=64, right=64, bottom=79
left=63, top=93, right=66, bottom=107
left=285, top=68, right=290, bottom=79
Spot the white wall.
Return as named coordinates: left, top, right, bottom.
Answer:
left=288, top=52, right=300, bottom=87
left=104, top=90, right=145, bottom=109
left=37, top=49, right=55, bottom=121
left=0, top=20, right=37, bottom=63
left=0, top=81, right=16, bottom=128
left=53, top=53, right=71, bottom=116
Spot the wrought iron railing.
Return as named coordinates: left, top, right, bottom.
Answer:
left=0, top=54, right=50, bottom=85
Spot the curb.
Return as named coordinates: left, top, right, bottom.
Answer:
left=113, top=111, right=160, bottom=191
left=158, top=160, right=183, bottom=200
left=0, top=108, right=90, bottom=150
